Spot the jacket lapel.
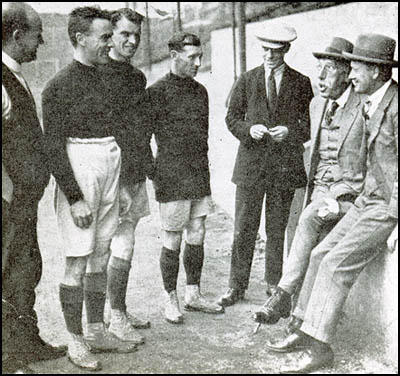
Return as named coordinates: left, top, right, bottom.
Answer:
left=254, top=65, right=271, bottom=125
left=276, top=65, right=291, bottom=109
left=337, top=87, right=360, bottom=153
left=367, top=81, right=397, bottom=148
left=309, top=97, right=327, bottom=168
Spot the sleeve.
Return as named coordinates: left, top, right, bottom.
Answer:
left=388, top=104, right=398, bottom=219
left=42, top=82, right=84, bottom=206
left=286, top=76, right=314, bottom=146
left=225, top=74, right=254, bottom=145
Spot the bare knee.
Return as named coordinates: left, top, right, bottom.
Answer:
left=186, top=216, right=206, bottom=245
left=64, top=256, right=88, bottom=286
left=163, top=230, right=182, bottom=250
left=87, top=240, right=111, bottom=273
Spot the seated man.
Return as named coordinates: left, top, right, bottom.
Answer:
left=254, top=37, right=367, bottom=333
left=263, top=33, right=398, bottom=374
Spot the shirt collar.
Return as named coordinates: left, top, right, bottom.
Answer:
left=264, top=62, right=285, bottom=76
left=331, top=84, right=351, bottom=109
left=367, top=79, right=392, bottom=108
left=2, top=51, right=22, bottom=73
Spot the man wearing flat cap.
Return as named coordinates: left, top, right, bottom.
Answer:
left=253, top=37, right=368, bottom=333
left=218, top=24, right=314, bottom=307
left=266, top=33, right=398, bottom=374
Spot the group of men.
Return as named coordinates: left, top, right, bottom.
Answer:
left=2, top=2, right=397, bottom=374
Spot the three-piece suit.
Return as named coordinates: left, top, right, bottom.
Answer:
left=294, top=80, right=398, bottom=343
left=279, top=86, right=368, bottom=295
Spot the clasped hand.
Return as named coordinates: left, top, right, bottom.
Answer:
left=250, top=124, right=288, bottom=142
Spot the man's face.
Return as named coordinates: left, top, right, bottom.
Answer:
left=348, top=61, right=376, bottom=94
left=112, top=16, right=141, bottom=60
left=19, top=18, right=44, bottom=63
left=262, top=45, right=287, bottom=70
left=83, top=18, right=114, bottom=65
left=316, top=58, right=350, bottom=99
left=173, top=45, right=203, bottom=78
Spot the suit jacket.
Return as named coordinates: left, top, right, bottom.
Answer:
left=226, top=64, right=314, bottom=189
left=305, top=87, right=368, bottom=205
left=362, top=80, right=398, bottom=219
left=2, top=64, right=50, bottom=212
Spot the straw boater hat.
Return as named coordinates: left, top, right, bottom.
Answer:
left=255, top=24, right=297, bottom=49
left=342, top=33, right=398, bottom=67
left=313, top=37, right=353, bottom=62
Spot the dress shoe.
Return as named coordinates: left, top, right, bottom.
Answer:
left=285, top=315, right=303, bottom=335
left=253, top=287, right=291, bottom=324
left=23, top=337, right=67, bottom=362
left=2, top=357, right=36, bottom=374
left=217, top=288, right=245, bottom=307
left=265, top=332, right=312, bottom=353
left=280, top=345, right=334, bottom=373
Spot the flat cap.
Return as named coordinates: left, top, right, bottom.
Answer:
left=256, top=24, right=297, bottom=49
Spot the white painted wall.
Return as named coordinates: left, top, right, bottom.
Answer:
left=209, top=2, right=398, bottom=235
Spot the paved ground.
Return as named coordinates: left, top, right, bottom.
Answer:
left=26, top=180, right=397, bottom=374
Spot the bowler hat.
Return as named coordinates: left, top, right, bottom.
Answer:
left=343, top=33, right=398, bottom=67
left=313, top=37, right=353, bottom=62
left=256, top=24, right=297, bottom=49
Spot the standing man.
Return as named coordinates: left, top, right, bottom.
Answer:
left=218, top=25, right=314, bottom=307
left=146, top=31, right=224, bottom=324
left=42, top=7, right=137, bottom=371
left=254, top=37, right=368, bottom=332
left=2, top=2, right=66, bottom=372
left=267, top=33, right=398, bottom=374
left=100, top=8, right=152, bottom=344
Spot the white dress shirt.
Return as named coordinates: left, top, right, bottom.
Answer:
left=264, top=62, right=285, bottom=98
left=366, top=79, right=393, bottom=117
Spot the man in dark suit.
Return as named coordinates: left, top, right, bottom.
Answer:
left=2, top=2, right=66, bottom=373
left=253, top=37, right=368, bottom=332
left=267, top=33, right=398, bottom=374
left=218, top=24, right=314, bottom=307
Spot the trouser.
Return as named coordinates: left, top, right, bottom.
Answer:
left=279, top=197, right=353, bottom=296
left=229, top=182, right=295, bottom=291
left=2, top=199, right=42, bottom=352
left=293, top=196, right=396, bottom=343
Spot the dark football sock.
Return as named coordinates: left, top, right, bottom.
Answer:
left=183, top=243, right=204, bottom=286
left=108, top=256, right=131, bottom=312
left=59, top=284, right=84, bottom=335
left=84, top=272, right=107, bottom=324
left=160, top=246, right=180, bottom=293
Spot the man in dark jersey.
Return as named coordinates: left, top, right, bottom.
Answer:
left=42, top=7, right=137, bottom=371
left=146, top=32, right=224, bottom=324
left=100, top=8, right=153, bottom=345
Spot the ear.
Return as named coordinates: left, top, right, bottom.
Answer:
left=12, top=29, right=24, bottom=43
left=170, top=50, right=178, bottom=59
left=372, top=66, right=380, bottom=80
left=283, top=43, right=290, bottom=53
left=75, top=32, right=86, bottom=47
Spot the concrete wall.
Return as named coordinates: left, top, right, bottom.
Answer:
left=209, top=2, right=398, bottom=365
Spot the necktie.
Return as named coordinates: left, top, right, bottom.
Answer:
left=267, top=69, right=277, bottom=113
left=362, top=100, right=371, bottom=121
left=325, top=101, right=339, bottom=126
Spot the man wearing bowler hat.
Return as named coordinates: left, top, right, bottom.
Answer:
left=218, top=24, right=314, bottom=307
left=266, top=33, right=398, bottom=374
left=253, top=37, right=368, bottom=333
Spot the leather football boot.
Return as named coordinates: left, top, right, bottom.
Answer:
left=253, top=287, right=291, bottom=324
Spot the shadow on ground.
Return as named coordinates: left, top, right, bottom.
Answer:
left=27, top=181, right=397, bottom=374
